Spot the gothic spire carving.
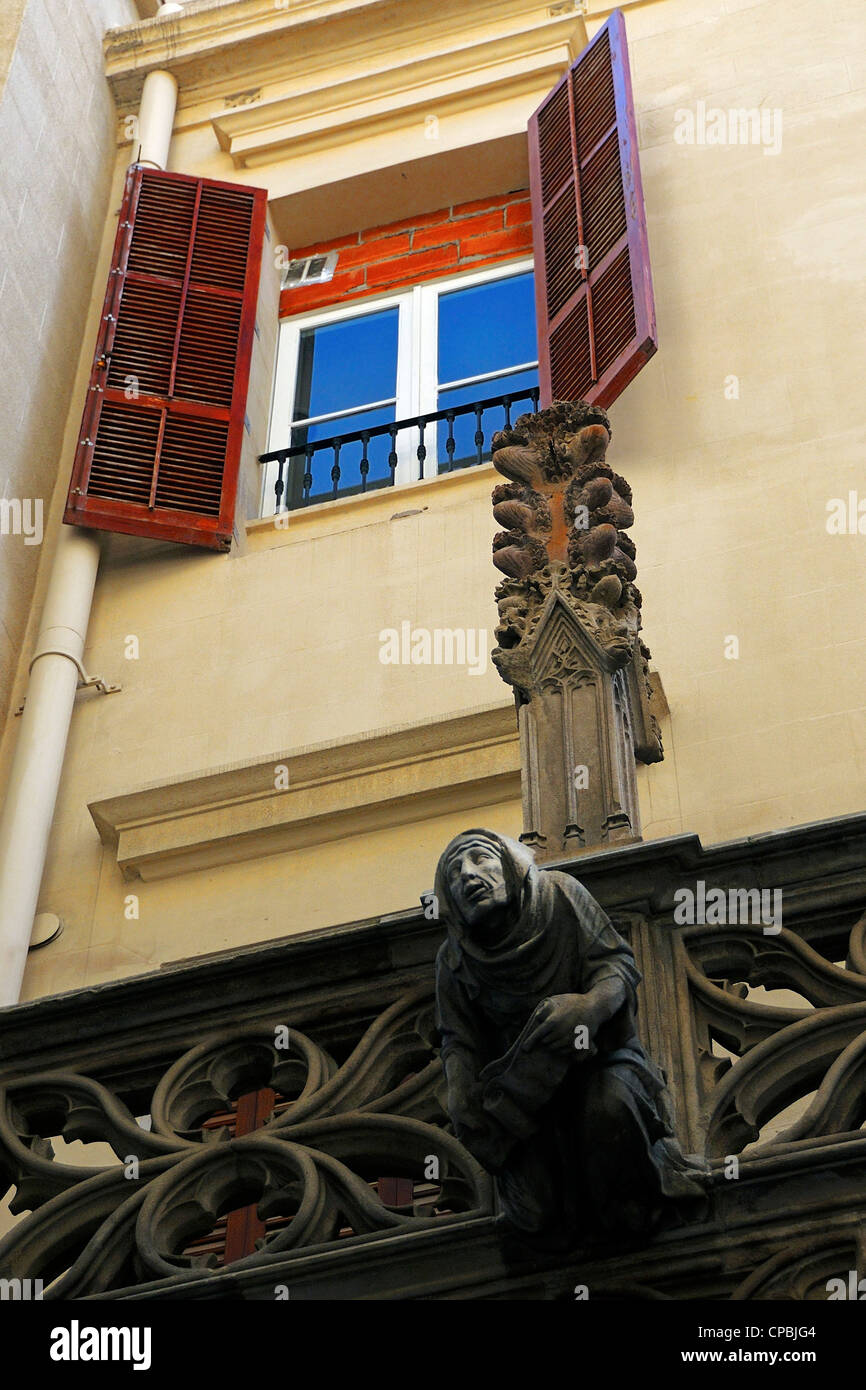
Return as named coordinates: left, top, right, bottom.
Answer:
left=490, top=402, right=662, bottom=858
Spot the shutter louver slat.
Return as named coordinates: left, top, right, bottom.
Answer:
left=105, top=281, right=182, bottom=396
left=572, top=31, right=616, bottom=159
left=537, top=82, right=572, bottom=204
left=592, top=248, right=635, bottom=376
left=529, top=8, right=656, bottom=411
left=156, top=415, right=228, bottom=515
left=126, top=179, right=196, bottom=281
left=549, top=296, right=592, bottom=403
left=86, top=402, right=161, bottom=504
left=64, top=166, right=267, bottom=550
left=174, top=290, right=243, bottom=409
left=190, top=186, right=253, bottom=291
left=581, top=132, right=627, bottom=272
left=544, top=187, right=581, bottom=321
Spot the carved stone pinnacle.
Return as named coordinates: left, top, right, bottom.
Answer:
left=490, top=402, right=662, bottom=859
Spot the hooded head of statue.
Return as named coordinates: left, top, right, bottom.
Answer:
left=433, top=828, right=538, bottom=957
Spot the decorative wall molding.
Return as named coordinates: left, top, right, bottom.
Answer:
left=88, top=703, right=520, bottom=881
left=209, top=22, right=586, bottom=169
left=104, top=0, right=588, bottom=117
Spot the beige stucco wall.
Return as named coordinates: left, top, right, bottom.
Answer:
left=0, top=0, right=138, bottom=724
left=2, top=0, right=865, bottom=1000
left=0, top=0, right=28, bottom=102
left=617, top=0, right=866, bottom=847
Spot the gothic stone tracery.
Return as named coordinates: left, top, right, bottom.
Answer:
left=490, top=402, right=662, bottom=857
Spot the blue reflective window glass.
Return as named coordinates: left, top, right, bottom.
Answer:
left=293, top=307, right=399, bottom=422
left=437, top=271, right=537, bottom=386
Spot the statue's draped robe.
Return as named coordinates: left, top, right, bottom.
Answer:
left=434, top=832, right=707, bottom=1238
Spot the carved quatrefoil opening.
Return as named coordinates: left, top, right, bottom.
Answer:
left=0, top=987, right=493, bottom=1297
left=683, top=912, right=866, bottom=1160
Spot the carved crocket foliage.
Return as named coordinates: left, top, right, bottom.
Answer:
left=0, top=986, right=492, bottom=1297
left=489, top=402, right=662, bottom=857
left=491, top=401, right=637, bottom=608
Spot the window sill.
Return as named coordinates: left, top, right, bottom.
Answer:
left=246, top=460, right=496, bottom=551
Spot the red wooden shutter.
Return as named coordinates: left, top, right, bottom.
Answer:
left=528, top=8, right=656, bottom=410
left=64, top=166, right=267, bottom=551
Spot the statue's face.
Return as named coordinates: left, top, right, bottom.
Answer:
left=445, top=841, right=511, bottom=928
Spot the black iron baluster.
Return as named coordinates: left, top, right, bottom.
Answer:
left=445, top=411, right=456, bottom=472
left=261, top=389, right=545, bottom=508
left=417, top=419, right=427, bottom=480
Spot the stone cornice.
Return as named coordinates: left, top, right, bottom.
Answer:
left=88, top=702, right=520, bottom=881
left=210, top=18, right=586, bottom=167
left=103, top=0, right=589, bottom=118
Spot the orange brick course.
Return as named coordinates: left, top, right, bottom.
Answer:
left=366, top=242, right=459, bottom=289
left=279, top=189, right=532, bottom=318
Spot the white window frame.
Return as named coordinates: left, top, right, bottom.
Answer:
left=263, top=256, right=535, bottom=513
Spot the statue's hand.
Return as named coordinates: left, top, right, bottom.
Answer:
left=444, top=1055, right=486, bottom=1133
left=447, top=1078, right=507, bottom=1169
left=521, top=993, right=599, bottom=1055
left=449, top=1081, right=482, bottom=1128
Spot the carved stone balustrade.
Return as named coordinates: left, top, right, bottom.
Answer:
left=1, top=811, right=866, bottom=1299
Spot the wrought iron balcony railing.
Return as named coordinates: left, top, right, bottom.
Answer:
left=259, top=386, right=541, bottom=513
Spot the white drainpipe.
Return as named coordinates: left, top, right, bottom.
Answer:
left=0, top=69, right=178, bottom=1007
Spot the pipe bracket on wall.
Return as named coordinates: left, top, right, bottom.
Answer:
left=14, top=656, right=121, bottom=716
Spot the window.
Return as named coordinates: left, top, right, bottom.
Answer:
left=264, top=260, right=537, bottom=512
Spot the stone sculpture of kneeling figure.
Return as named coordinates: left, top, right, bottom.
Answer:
left=433, top=828, right=708, bottom=1246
